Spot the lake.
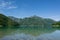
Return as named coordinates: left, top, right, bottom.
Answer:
left=0, top=27, right=60, bottom=40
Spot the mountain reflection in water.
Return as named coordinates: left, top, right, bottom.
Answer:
left=1, top=30, right=60, bottom=40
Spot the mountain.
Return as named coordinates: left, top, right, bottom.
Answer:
left=0, top=14, right=19, bottom=28
left=18, top=15, right=56, bottom=28
left=8, top=16, right=20, bottom=23
left=44, top=18, right=55, bottom=24
left=0, top=14, right=56, bottom=28
left=0, top=14, right=8, bottom=27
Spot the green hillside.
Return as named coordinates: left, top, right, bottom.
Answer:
left=0, top=14, right=19, bottom=28
left=0, top=14, right=56, bottom=28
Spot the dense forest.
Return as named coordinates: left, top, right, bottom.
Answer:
left=0, top=14, right=19, bottom=28
left=0, top=14, right=60, bottom=28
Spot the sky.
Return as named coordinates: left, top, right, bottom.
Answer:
left=0, top=0, right=60, bottom=21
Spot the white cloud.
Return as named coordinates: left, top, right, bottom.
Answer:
left=0, top=1, right=17, bottom=9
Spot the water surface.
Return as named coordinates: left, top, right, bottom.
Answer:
left=1, top=30, right=60, bottom=40
left=0, top=28, right=60, bottom=40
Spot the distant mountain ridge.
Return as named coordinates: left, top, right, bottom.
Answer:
left=0, top=14, right=56, bottom=28
left=9, top=15, right=56, bottom=28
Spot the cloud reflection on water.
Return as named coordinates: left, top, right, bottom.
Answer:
left=1, top=30, right=60, bottom=40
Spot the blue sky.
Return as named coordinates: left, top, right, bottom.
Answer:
left=0, top=0, right=60, bottom=21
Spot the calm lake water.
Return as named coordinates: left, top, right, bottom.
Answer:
left=0, top=28, right=60, bottom=40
